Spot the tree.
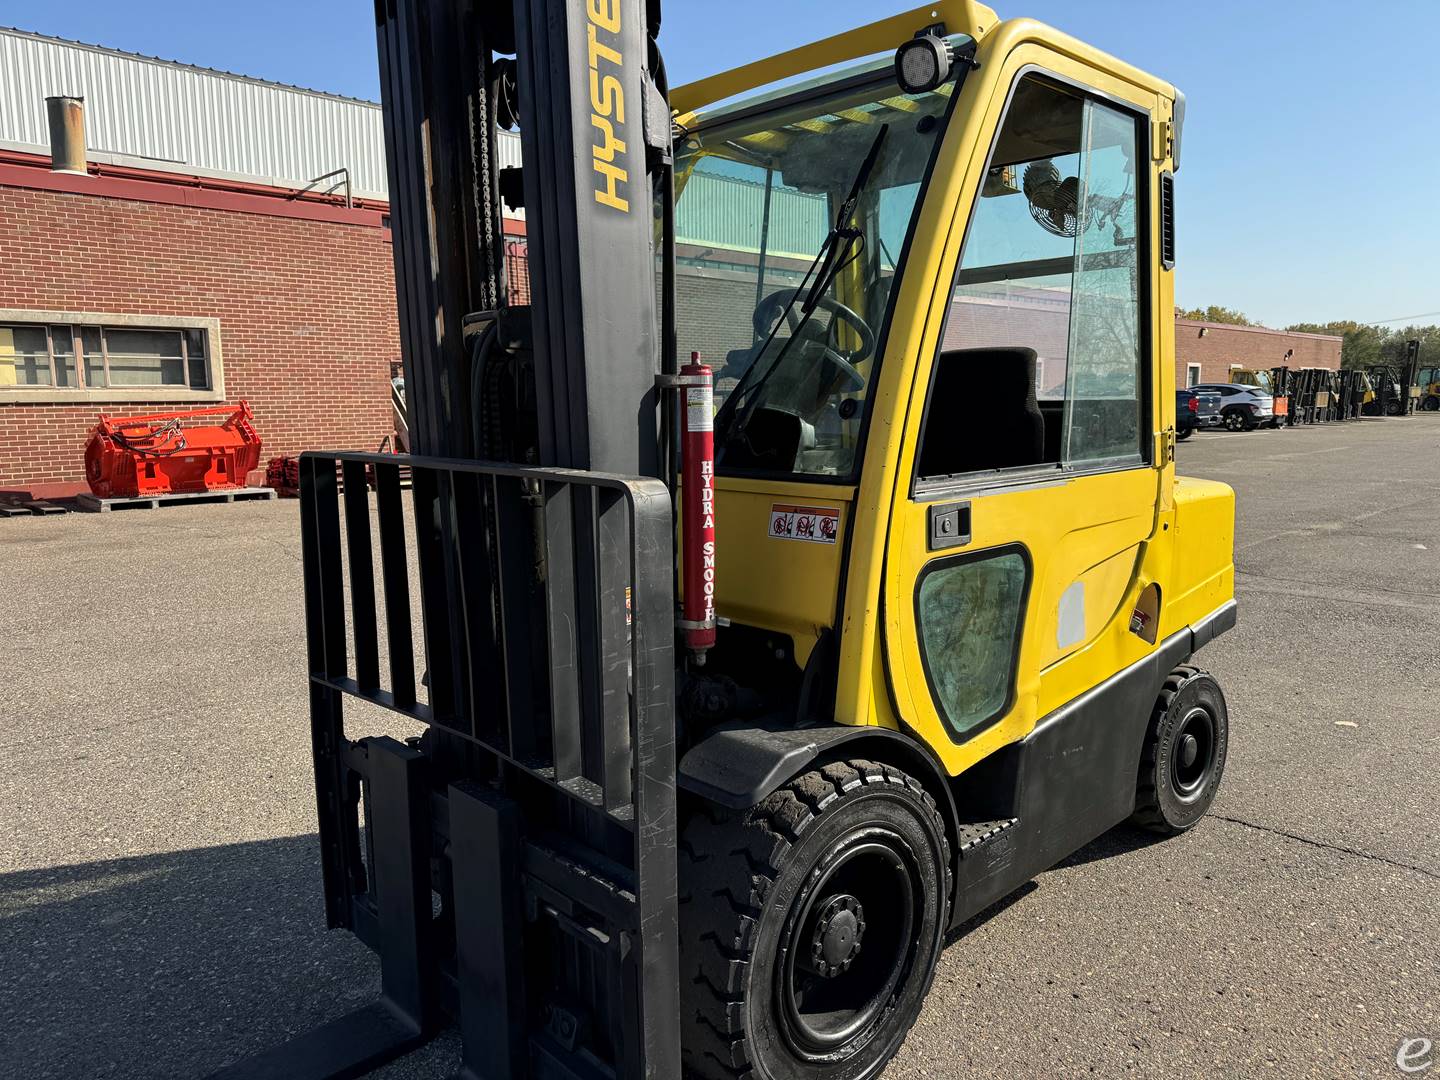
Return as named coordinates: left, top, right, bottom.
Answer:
left=1284, top=320, right=1439, bottom=370
left=1380, top=325, right=1440, bottom=369
left=1177, top=304, right=1256, bottom=326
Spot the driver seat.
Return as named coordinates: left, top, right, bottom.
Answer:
left=917, top=347, right=1046, bottom=477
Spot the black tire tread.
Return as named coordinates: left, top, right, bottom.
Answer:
left=1132, top=663, right=1202, bottom=833
left=678, top=759, right=949, bottom=1080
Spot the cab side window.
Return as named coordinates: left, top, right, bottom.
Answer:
left=916, top=74, right=1147, bottom=483
left=917, top=547, right=1029, bottom=737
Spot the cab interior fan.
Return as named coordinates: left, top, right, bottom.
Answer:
left=1023, top=160, right=1084, bottom=238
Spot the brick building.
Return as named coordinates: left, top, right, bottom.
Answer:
left=1174, top=319, right=1341, bottom=387
left=0, top=29, right=419, bottom=496
left=0, top=162, right=403, bottom=494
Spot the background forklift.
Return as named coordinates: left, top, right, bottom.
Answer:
left=214, top=2, right=1237, bottom=1078
left=1233, top=366, right=1289, bottom=423
left=1419, top=364, right=1440, bottom=411
left=1365, top=341, right=1422, bottom=417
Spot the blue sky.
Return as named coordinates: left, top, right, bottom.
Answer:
left=9, top=0, right=1439, bottom=330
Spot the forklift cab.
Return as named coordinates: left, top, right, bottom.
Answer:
left=1419, top=366, right=1440, bottom=410
left=671, top=3, right=1228, bottom=779
left=657, top=14, right=1233, bottom=1075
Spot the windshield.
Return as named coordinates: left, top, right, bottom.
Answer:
left=1237, top=371, right=1273, bottom=393
left=671, top=67, right=958, bottom=478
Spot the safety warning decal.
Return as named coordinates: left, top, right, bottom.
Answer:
left=768, top=504, right=839, bottom=545
left=685, top=385, right=713, bottom=432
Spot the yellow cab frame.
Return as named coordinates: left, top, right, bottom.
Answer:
left=671, top=0, right=1236, bottom=926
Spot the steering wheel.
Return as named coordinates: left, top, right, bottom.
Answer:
left=751, top=289, right=876, bottom=392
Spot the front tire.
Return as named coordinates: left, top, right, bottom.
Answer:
left=679, top=760, right=951, bottom=1080
left=1132, top=666, right=1229, bottom=835
left=1222, top=408, right=1254, bottom=432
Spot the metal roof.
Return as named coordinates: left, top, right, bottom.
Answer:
left=0, top=26, right=522, bottom=200
left=0, top=24, right=821, bottom=237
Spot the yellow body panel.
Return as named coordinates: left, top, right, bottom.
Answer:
left=1162, top=476, right=1237, bottom=638
left=884, top=468, right=1161, bottom=772
left=683, top=8, right=1234, bottom=778
left=709, top=477, right=853, bottom=668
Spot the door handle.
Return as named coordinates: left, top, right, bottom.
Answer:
left=928, top=501, right=971, bottom=551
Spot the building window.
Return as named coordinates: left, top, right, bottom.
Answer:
left=0, top=312, right=222, bottom=403
left=0, top=326, right=58, bottom=386
left=1186, top=363, right=1201, bottom=387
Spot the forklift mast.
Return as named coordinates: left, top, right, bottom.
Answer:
left=209, top=2, right=684, bottom=1078
left=511, top=0, right=669, bottom=473
left=380, top=0, right=668, bottom=471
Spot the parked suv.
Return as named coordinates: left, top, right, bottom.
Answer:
left=1194, top=383, right=1277, bottom=431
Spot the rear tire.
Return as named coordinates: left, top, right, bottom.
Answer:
left=1132, top=666, right=1229, bottom=835
left=679, top=760, right=950, bottom=1080
left=1176, top=427, right=1192, bottom=441
left=1423, top=395, right=1439, bottom=411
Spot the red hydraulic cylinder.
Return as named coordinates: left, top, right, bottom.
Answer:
left=678, top=351, right=717, bottom=664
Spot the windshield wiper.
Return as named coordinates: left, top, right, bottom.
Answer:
left=715, top=124, right=889, bottom=454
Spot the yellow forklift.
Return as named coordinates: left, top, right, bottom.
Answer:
left=212, top=3, right=1236, bottom=1078
left=1417, top=365, right=1439, bottom=411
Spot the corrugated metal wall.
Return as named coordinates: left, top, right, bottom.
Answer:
left=0, top=27, right=426, bottom=198
left=0, top=27, right=792, bottom=246
left=675, top=172, right=828, bottom=258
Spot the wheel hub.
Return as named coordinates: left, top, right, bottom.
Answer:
left=1172, top=706, right=1216, bottom=797
left=775, top=832, right=923, bottom=1060
left=1179, top=732, right=1199, bottom=769
left=807, top=894, right=866, bottom=977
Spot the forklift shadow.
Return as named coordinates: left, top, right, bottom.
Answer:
left=942, top=824, right=1163, bottom=947
left=944, top=881, right=1039, bottom=947
left=0, top=833, right=384, bottom=1080
left=1054, top=822, right=1168, bottom=869
left=0, top=826, right=1172, bottom=1076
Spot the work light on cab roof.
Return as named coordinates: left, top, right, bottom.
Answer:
left=895, top=29, right=956, bottom=93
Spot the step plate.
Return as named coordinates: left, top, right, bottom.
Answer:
left=955, top=818, right=1019, bottom=857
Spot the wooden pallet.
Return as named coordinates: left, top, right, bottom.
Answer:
left=0, top=497, right=69, bottom=516
left=75, top=486, right=279, bottom=513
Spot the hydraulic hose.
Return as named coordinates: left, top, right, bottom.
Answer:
left=109, top=418, right=188, bottom=457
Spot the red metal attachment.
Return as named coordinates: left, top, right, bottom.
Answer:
left=84, top=401, right=263, bottom=498
left=678, top=351, right=717, bottom=664
left=266, top=455, right=302, bottom=498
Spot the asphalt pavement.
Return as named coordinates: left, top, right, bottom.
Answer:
left=2, top=415, right=1437, bottom=1079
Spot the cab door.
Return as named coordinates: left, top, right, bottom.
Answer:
left=881, top=58, right=1167, bottom=777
